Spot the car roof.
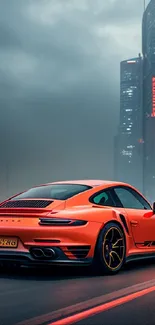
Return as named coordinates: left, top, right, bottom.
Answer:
left=43, top=180, right=127, bottom=188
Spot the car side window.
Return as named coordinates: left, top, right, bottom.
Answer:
left=92, top=190, right=116, bottom=207
left=114, top=187, right=151, bottom=210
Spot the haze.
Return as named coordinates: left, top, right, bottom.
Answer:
left=0, top=0, right=145, bottom=199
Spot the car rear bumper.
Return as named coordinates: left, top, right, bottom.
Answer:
left=0, top=247, right=93, bottom=267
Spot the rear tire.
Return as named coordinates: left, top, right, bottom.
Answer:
left=93, top=222, right=126, bottom=275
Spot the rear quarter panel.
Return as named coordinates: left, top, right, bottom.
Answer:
left=53, top=205, right=130, bottom=254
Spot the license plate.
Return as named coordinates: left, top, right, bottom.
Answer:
left=0, top=237, right=18, bottom=248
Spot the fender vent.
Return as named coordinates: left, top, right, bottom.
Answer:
left=119, top=214, right=129, bottom=234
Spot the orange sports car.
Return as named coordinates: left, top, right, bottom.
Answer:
left=0, top=179, right=154, bottom=274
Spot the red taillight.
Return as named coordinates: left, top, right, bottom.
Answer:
left=39, top=218, right=87, bottom=226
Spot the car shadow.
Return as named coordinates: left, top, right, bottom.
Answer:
left=123, top=258, right=155, bottom=271
left=0, top=264, right=94, bottom=281
left=0, top=258, right=155, bottom=281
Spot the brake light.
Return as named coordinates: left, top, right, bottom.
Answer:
left=39, top=218, right=87, bottom=226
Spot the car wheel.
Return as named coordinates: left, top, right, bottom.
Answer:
left=93, top=222, right=126, bottom=275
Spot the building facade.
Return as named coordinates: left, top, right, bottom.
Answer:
left=142, top=0, right=155, bottom=202
left=115, top=56, right=143, bottom=192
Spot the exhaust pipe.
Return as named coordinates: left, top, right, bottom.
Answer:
left=31, top=248, right=44, bottom=258
left=31, top=248, right=56, bottom=259
left=43, top=248, right=56, bottom=258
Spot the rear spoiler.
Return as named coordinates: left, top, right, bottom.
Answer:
left=0, top=207, right=53, bottom=217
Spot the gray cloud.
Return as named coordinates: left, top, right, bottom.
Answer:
left=0, top=0, right=144, bottom=199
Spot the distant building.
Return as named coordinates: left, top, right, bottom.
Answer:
left=142, top=0, right=155, bottom=202
left=115, top=56, right=143, bottom=192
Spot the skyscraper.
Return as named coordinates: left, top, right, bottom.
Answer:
left=142, top=0, right=155, bottom=201
left=115, top=56, right=143, bottom=191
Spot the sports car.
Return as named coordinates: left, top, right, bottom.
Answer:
left=0, top=179, right=155, bottom=274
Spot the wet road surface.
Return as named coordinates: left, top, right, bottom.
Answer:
left=0, top=260, right=155, bottom=325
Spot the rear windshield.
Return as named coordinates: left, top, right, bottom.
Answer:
left=11, top=184, right=92, bottom=201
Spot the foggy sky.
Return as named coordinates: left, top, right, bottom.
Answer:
left=0, top=0, right=145, bottom=198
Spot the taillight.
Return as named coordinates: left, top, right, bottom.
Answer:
left=39, top=218, right=87, bottom=226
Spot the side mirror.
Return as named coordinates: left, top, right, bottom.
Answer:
left=153, top=202, right=155, bottom=214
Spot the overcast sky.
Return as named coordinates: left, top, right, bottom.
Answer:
left=0, top=0, right=147, bottom=198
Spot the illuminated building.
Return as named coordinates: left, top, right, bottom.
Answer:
left=115, top=55, right=143, bottom=191
left=142, top=0, right=155, bottom=201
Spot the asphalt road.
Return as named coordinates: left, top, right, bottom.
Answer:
left=0, top=260, right=155, bottom=325
left=75, top=292, right=155, bottom=325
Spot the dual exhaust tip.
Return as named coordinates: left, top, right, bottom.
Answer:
left=31, top=248, right=56, bottom=259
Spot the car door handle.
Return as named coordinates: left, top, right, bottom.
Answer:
left=131, top=220, right=138, bottom=226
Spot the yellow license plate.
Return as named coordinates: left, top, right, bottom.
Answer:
left=0, top=237, right=18, bottom=248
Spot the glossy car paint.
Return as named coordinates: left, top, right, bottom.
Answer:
left=0, top=180, right=154, bottom=267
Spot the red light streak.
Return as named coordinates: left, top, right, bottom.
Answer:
left=50, top=286, right=155, bottom=325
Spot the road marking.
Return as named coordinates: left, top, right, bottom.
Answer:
left=15, top=279, right=155, bottom=325
left=50, top=285, right=155, bottom=325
